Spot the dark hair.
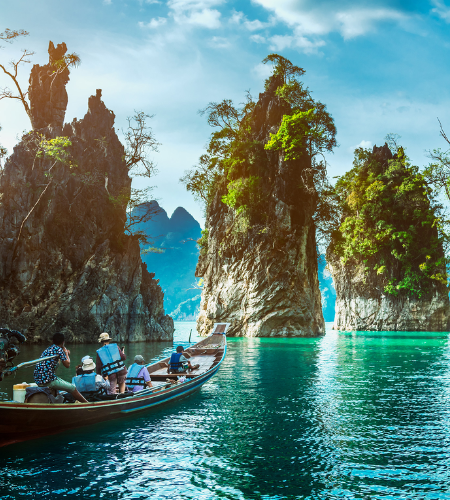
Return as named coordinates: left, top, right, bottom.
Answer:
left=53, top=332, right=65, bottom=345
left=176, top=345, right=183, bottom=353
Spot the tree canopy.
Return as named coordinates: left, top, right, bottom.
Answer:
left=181, top=53, right=336, bottom=236
left=328, top=145, right=448, bottom=297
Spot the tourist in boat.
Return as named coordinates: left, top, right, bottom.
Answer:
left=75, top=355, right=94, bottom=376
left=33, top=332, right=88, bottom=403
left=96, top=332, right=127, bottom=394
left=72, top=357, right=110, bottom=394
left=167, top=346, right=199, bottom=374
left=125, top=355, right=153, bottom=392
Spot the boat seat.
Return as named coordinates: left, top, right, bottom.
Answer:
left=25, top=387, right=64, bottom=404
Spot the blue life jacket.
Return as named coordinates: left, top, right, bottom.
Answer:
left=97, top=343, right=125, bottom=376
left=125, top=363, right=146, bottom=386
left=169, top=352, right=184, bottom=370
left=72, top=373, right=97, bottom=392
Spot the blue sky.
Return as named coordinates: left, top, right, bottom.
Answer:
left=2, top=0, right=450, bottom=225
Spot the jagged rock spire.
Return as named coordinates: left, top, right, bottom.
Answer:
left=28, top=41, right=70, bottom=130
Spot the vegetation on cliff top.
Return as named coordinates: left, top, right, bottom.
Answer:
left=181, top=54, right=336, bottom=243
left=328, top=144, right=448, bottom=297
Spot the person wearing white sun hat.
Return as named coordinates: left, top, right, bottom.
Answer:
left=95, top=332, right=127, bottom=394
left=72, top=357, right=110, bottom=394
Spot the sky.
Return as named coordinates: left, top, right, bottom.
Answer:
left=1, top=0, right=450, bottom=225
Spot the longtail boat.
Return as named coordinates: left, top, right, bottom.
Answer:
left=0, top=325, right=228, bottom=447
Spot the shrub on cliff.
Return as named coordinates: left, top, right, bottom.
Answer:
left=328, top=144, right=448, bottom=298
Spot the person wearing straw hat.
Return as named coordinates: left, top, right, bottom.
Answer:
left=125, top=355, right=153, bottom=393
left=72, top=357, right=110, bottom=394
left=95, top=332, right=127, bottom=394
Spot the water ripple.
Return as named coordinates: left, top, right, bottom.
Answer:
left=0, top=324, right=450, bottom=499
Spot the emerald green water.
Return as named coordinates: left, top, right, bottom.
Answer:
left=0, top=322, right=450, bottom=499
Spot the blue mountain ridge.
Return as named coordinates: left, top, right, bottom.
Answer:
left=132, top=201, right=202, bottom=320
left=133, top=201, right=336, bottom=322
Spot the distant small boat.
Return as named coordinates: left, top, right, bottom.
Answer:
left=0, top=325, right=228, bottom=447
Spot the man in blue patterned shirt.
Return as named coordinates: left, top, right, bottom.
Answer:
left=34, top=332, right=87, bottom=403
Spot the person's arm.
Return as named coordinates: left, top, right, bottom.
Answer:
left=96, top=374, right=108, bottom=389
left=180, top=354, right=191, bottom=367
left=119, top=347, right=126, bottom=361
left=143, top=367, right=152, bottom=388
left=61, top=347, right=70, bottom=368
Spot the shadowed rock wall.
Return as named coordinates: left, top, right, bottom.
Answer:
left=0, top=42, right=174, bottom=343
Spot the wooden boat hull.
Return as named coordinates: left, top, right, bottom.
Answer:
left=0, top=335, right=227, bottom=446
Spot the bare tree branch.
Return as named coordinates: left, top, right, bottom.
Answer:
left=0, top=29, right=29, bottom=44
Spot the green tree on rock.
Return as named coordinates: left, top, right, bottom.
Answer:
left=327, top=143, right=448, bottom=298
left=181, top=53, right=337, bottom=246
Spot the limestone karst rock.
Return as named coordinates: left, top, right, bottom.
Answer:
left=195, top=77, right=325, bottom=338
left=0, top=42, right=174, bottom=343
left=327, top=144, right=450, bottom=331
left=28, top=41, right=70, bottom=130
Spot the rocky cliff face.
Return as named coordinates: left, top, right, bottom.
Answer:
left=328, top=144, right=450, bottom=331
left=329, top=261, right=450, bottom=331
left=196, top=79, right=325, bottom=337
left=0, top=42, right=174, bottom=343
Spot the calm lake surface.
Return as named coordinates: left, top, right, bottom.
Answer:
left=0, top=322, right=449, bottom=499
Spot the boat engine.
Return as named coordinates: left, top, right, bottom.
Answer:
left=0, top=328, right=27, bottom=381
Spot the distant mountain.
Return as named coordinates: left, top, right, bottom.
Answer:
left=133, top=201, right=202, bottom=320
left=318, top=255, right=336, bottom=322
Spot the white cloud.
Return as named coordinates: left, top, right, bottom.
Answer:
left=229, top=10, right=244, bottom=24
left=269, top=34, right=294, bottom=51
left=139, top=17, right=167, bottom=29
left=336, top=8, right=407, bottom=39
left=228, top=10, right=275, bottom=31
left=103, top=0, right=112, bottom=5
left=183, top=9, right=221, bottom=28
left=168, top=0, right=223, bottom=28
left=250, top=34, right=266, bottom=43
left=253, top=0, right=409, bottom=40
left=244, top=19, right=267, bottom=31
left=431, top=0, right=450, bottom=22
left=269, top=34, right=325, bottom=54
left=252, top=62, right=272, bottom=80
left=209, top=36, right=230, bottom=48
left=351, top=140, right=373, bottom=152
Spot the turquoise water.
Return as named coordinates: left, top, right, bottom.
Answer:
left=0, top=322, right=450, bottom=499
